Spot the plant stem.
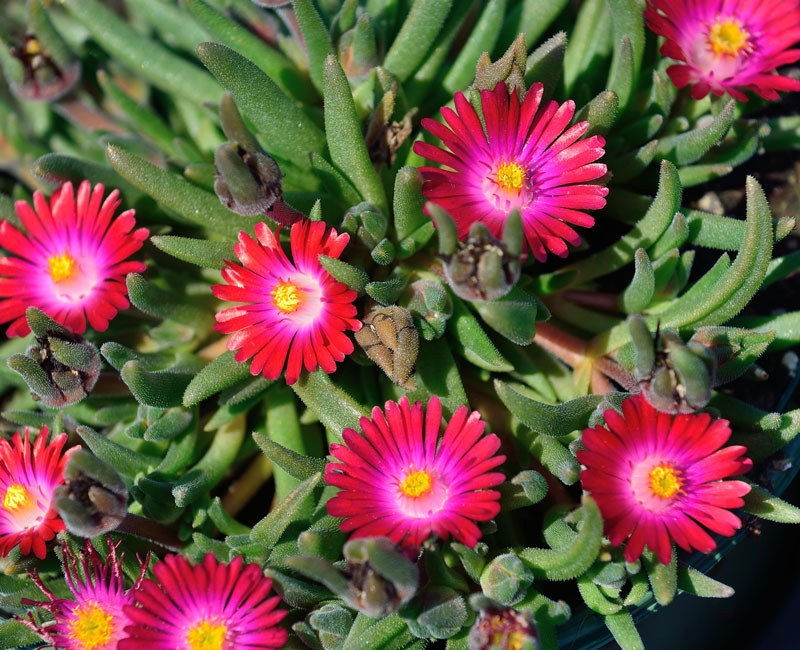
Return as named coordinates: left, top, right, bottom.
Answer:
left=116, top=513, right=182, bottom=552
left=221, top=453, right=273, bottom=516
left=535, top=322, right=636, bottom=392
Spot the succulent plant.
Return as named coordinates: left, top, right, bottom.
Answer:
left=0, top=1, right=799, bottom=649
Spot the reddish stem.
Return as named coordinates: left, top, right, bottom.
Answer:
left=564, top=290, right=621, bottom=313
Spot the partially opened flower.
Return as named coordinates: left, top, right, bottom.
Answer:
left=326, top=396, right=506, bottom=549
left=22, top=538, right=146, bottom=650
left=0, top=427, right=74, bottom=559
left=120, top=553, right=287, bottom=650
left=645, top=0, right=800, bottom=101
left=414, top=82, right=607, bottom=262
left=213, top=220, right=361, bottom=384
left=578, top=394, right=752, bottom=565
left=0, top=181, right=149, bottom=337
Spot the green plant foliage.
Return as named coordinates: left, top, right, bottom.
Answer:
left=0, top=1, right=798, bottom=649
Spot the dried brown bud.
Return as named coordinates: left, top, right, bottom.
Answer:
left=441, top=222, right=522, bottom=302
left=355, top=306, right=419, bottom=390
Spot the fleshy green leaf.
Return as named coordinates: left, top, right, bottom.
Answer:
left=121, top=361, right=194, bottom=409
left=742, top=480, right=800, bottom=523
left=323, top=55, right=388, bottom=215
left=107, top=145, right=258, bottom=238
left=449, top=296, right=513, bottom=372
left=519, top=496, right=603, bottom=580
left=677, top=564, right=735, bottom=598
left=183, top=351, right=253, bottom=406
left=253, top=434, right=327, bottom=481
left=656, top=101, right=736, bottom=166
left=496, top=380, right=602, bottom=436
left=62, top=0, right=221, bottom=104
left=383, top=0, right=453, bottom=82
left=151, top=235, right=236, bottom=270
left=251, top=472, right=322, bottom=548
left=197, top=42, right=326, bottom=170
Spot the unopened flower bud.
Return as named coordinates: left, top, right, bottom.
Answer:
left=338, top=15, right=378, bottom=83
left=468, top=605, right=540, bottom=650
left=342, top=537, right=419, bottom=617
left=53, top=449, right=128, bottom=537
left=214, top=142, right=282, bottom=216
left=7, top=308, right=100, bottom=408
left=342, top=202, right=388, bottom=249
left=355, top=306, right=419, bottom=391
left=405, top=279, right=453, bottom=340
left=287, top=537, right=419, bottom=618
left=434, top=208, right=522, bottom=302
left=629, top=316, right=715, bottom=414
left=479, top=553, right=534, bottom=606
left=473, top=33, right=527, bottom=98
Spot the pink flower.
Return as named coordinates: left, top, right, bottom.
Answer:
left=213, top=220, right=362, bottom=385
left=413, top=82, right=608, bottom=262
left=325, top=396, right=506, bottom=549
left=23, top=539, right=147, bottom=650
left=645, top=0, right=800, bottom=101
left=120, top=553, right=287, bottom=650
left=0, top=427, right=75, bottom=559
left=577, top=394, right=753, bottom=565
left=0, top=181, right=149, bottom=336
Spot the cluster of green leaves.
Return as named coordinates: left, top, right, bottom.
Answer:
left=0, top=1, right=799, bottom=649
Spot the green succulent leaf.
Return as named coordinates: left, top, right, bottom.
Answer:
left=604, top=610, right=645, bottom=650
left=197, top=42, right=326, bottom=170
left=251, top=472, right=322, bottom=548
left=62, top=0, right=221, bottom=104
left=496, top=380, right=602, bottom=436
left=383, top=0, right=453, bottom=83
left=253, top=434, right=327, bottom=481
left=742, top=480, right=800, bottom=523
left=518, top=496, right=603, bottom=580
left=677, top=564, right=735, bottom=598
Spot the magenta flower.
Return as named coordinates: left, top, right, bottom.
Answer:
left=0, top=427, right=75, bottom=560
left=0, top=181, right=149, bottom=337
left=23, top=539, right=147, bottom=650
left=577, top=394, right=753, bottom=565
left=120, top=553, right=287, bottom=650
left=213, top=220, right=362, bottom=385
left=413, top=82, right=608, bottom=262
left=325, top=396, right=506, bottom=549
left=645, top=0, right=800, bottom=101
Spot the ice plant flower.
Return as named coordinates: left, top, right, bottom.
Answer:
left=120, top=553, right=287, bottom=650
left=0, top=181, right=149, bottom=337
left=0, top=426, right=74, bottom=559
left=213, top=220, right=361, bottom=384
left=644, top=0, right=800, bottom=100
left=22, top=539, right=147, bottom=650
left=325, top=396, right=506, bottom=549
left=577, top=394, right=752, bottom=565
left=413, top=82, right=608, bottom=262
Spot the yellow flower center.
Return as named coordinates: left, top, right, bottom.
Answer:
left=400, top=470, right=433, bottom=498
left=708, top=19, right=750, bottom=57
left=2, top=484, right=30, bottom=511
left=495, top=162, right=526, bottom=192
left=68, top=602, right=113, bottom=650
left=187, top=620, right=227, bottom=650
left=271, top=282, right=302, bottom=313
left=648, top=463, right=684, bottom=499
left=48, top=251, right=77, bottom=282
